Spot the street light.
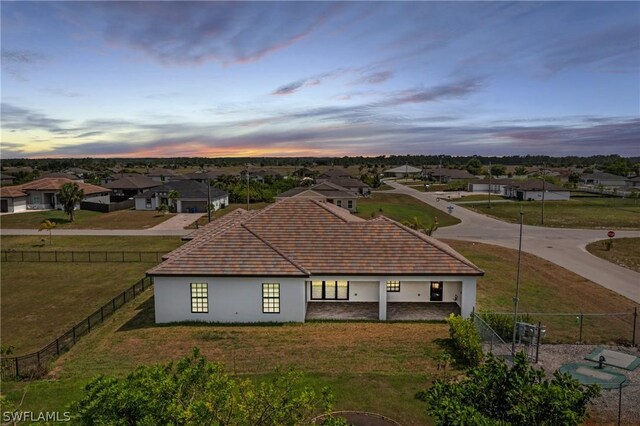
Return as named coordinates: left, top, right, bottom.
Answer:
left=246, top=163, right=250, bottom=211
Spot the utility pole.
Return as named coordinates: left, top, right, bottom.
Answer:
left=405, top=163, right=408, bottom=183
left=512, top=209, right=524, bottom=354
left=207, top=178, right=212, bottom=223
left=541, top=165, right=546, bottom=225
left=246, top=164, right=250, bottom=211
left=488, top=161, right=492, bottom=209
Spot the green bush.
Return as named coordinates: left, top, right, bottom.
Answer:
left=446, top=314, right=483, bottom=367
left=479, top=312, right=530, bottom=342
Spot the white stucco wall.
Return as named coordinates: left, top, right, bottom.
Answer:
left=13, top=198, right=27, bottom=212
left=135, top=197, right=158, bottom=211
left=84, top=193, right=110, bottom=204
left=443, top=281, right=462, bottom=303
left=387, top=281, right=429, bottom=302
left=459, top=277, right=477, bottom=318
left=521, top=190, right=570, bottom=201
left=306, top=280, right=378, bottom=302
left=154, top=276, right=306, bottom=323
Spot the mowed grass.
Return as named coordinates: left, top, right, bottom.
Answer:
left=452, top=194, right=507, bottom=202
left=464, top=197, right=640, bottom=229
left=0, top=209, right=176, bottom=229
left=586, top=237, right=640, bottom=273
left=444, top=240, right=639, bottom=344
left=0, top=235, right=183, bottom=252
left=2, top=294, right=448, bottom=425
left=356, top=193, right=460, bottom=227
left=1, top=263, right=155, bottom=354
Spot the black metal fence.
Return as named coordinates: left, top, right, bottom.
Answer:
left=0, top=276, right=153, bottom=380
left=1, top=250, right=166, bottom=263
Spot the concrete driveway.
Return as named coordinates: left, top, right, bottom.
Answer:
left=385, top=181, right=640, bottom=303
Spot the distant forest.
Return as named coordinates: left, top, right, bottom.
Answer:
left=2, top=154, right=639, bottom=173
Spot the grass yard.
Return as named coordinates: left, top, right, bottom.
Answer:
left=0, top=235, right=183, bottom=252
left=0, top=209, right=176, bottom=229
left=1, top=294, right=449, bottom=425
left=464, top=197, right=640, bottom=229
left=452, top=194, right=507, bottom=202
left=586, top=237, right=640, bottom=273
left=444, top=240, right=639, bottom=344
left=355, top=193, right=460, bottom=227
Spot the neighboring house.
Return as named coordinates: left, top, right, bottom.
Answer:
left=383, top=165, right=422, bottom=178
left=241, top=168, right=282, bottom=182
left=581, top=172, right=627, bottom=187
left=147, top=169, right=187, bottom=182
left=135, top=180, right=228, bottom=213
left=504, top=181, right=570, bottom=201
left=315, top=170, right=370, bottom=196
left=186, top=170, right=227, bottom=183
left=625, top=176, right=640, bottom=189
left=0, top=173, right=16, bottom=186
left=63, top=167, right=92, bottom=178
left=291, top=167, right=315, bottom=178
left=148, top=198, right=483, bottom=324
left=276, top=181, right=358, bottom=212
left=101, top=173, right=143, bottom=184
left=0, top=178, right=110, bottom=212
left=0, top=187, right=28, bottom=213
left=467, top=178, right=517, bottom=194
left=102, top=176, right=161, bottom=199
left=40, top=172, right=83, bottom=181
left=422, top=168, right=476, bottom=183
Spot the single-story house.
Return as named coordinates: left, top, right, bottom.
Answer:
left=276, top=181, right=358, bottom=212
left=147, top=169, right=187, bottom=182
left=467, top=178, right=517, bottom=194
left=317, top=168, right=352, bottom=180
left=135, top=180, right=228, bottom=213
left=504, top=181, right=570, bottom=201
left=581, top=172, right=627, bottom=187
left=186, top=170, right=227, bottom=183
left=103, top=175, right=161, bottom=199
left=625, top=176, right=640, bottom=188
left=0, top=173, right=16, bottom=185
left=384, top=165, right=422, bottom=178
left=241, top=168, right=283, bottom=182
left=148, top=198, right=484, bottom=324
left=40, top=172, right=83, bottom=181
left=0, top=178, right=110, bottom=212
left=422, top=168, right=476, bottom=183
left=0, top=186, right=28, bottom=213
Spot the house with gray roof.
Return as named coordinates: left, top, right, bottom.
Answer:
left=148, top=198, right=483, bottom=323
left=276, top=181, right=358, bottom=211
left=581, top=172, right=627, bottom=187
left=134, top=180, right=228, bottom=213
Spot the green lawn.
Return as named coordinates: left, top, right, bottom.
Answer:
left=355, top=193, right=460, bottom=227
left=0, top=236, right=183, bottom=353
left=586, top=237, right=640, bottom=273
left=452, top=194, right=507, bottom=202
left=0, top=235, right=183, bottom=252
left=464, top=197, right=640, bottom=229
left=444, top=240, right=639, bottom=344
left=0, top=209, right=176, bottom=229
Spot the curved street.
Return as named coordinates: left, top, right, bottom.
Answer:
left=385, top=181, right=640, bottom=303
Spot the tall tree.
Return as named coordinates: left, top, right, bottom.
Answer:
left=168, top=190, right=180, bottom=213
left=57, top=183, right=84, bottom=222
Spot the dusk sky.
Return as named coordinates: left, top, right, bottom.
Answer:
left=1, top=1, right=639, bottom=159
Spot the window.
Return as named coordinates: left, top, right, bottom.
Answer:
left=336, top=200, right=342, bottom=207
left=386, top=280, right=401, bottom=292
left=191, top=283, right=208, bottom=313
left=430, top=281, right=443, bottom=301
left=347, top=200, right=353, bottom=209
left=145, top=198, right=152, bottom=209
left=310, top=281, right=349, bottom=300
left=262, top=283, right=280, bottom=313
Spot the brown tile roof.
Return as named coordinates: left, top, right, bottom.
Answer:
left=0, top=186, right=28, bottom=198
left=16, top=178, right=110, bottom=195
left=149, top=199, right=482, bottom=277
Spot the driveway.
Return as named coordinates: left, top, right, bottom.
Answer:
left=148, top=213, right=204, bottom=231
left=386, top=181, right=640, bottom=303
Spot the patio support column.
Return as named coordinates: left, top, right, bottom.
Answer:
left=379, top=279, right=387, bottom=320
left=460, top=277, right=476, bottom=318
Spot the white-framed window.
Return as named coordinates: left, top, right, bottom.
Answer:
left=386, top=280, right=401, bottom=292
left=347, top=200, right=354, bottom=209
left=145, top=198, right=152, bottom=209
left=262, top=283, right=280, bottom=313
left=190, top=283, right=208, bottom=313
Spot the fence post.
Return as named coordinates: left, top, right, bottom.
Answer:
left=112, top=298, right=116, bottom=312
left=87, top=316, right=91, bottom=333
left=618, top=382, right=623, bottom=426
left=141, top=278, right=145, bottom=291
left=56, top=338, right=60, bottom=356
left=72, top=326, right=76, bottom=344
left=72, top=251, right=75, bottom=262
left=38, top=251, right=41, bottom=262
left=122, top=251, right=125, bottom=262
left=37, top=351, right=40, bottom=367
left=55, top=251, right=58, bottom=262
left=89, top=251, right=91, bottom=262
left=579, top=313, right=584, bottom=344
left=21, top=250, right=24, bottom=262
left=15, top=358, right=19, bottom=378
left=633, top=307, right=637, bottom=347
left=535, top=321, right=542, bottom=363
left=101, top=306, right=104, bottom=322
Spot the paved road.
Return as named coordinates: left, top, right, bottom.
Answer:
left=386, top=181, right=640, bottom=303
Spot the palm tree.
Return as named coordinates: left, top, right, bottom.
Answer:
left=403, top=215, right=439, bottom=236
left=58, top=182, right=84, bottom=222
left=39, top=219, right=56, bottom=245
left=168, top=190, right=180, bottom=213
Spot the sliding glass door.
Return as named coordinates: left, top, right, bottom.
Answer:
left=309, top=280, right=349, bottom=300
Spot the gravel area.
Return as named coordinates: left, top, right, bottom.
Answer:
left=535, top=344, right=639, bottom=425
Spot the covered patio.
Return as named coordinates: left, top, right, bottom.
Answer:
left=305, top=302, right=460, bottom=321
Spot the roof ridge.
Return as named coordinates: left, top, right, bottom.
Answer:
left=373, top=215, right=484, bottom=274
left=241, top=224, right=310, bottom=275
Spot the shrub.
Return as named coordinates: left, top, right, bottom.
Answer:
left=479, top=312, right=530, bottom=342
left=416, top=352, right=600, bottom=426
left=446, top=314, right=483, bottom=367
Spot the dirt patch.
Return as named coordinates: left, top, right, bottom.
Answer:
left=536, top=344, right=640, bottom=424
